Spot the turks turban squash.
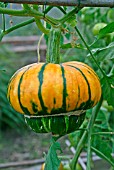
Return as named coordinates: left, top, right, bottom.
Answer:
left=7, top=61, right=101, bottom=136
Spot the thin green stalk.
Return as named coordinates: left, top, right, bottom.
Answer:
left=0, top=5, right=83, bottom=35
left=87, top=131, right=92, bottom=170
left=2, top=14, right=5, bottom=31
left=44, top=6, right=53, bottom=14
left=70, top=128, right=87, bottom=170
left=86, top=100, right=102, bottom=170
left=57, top=6, right=66, bottom=14
left=3, top=18, right=35, bottom=36
left=92, top=132, right=114, bottom=135
left=60, top=7, right=81, bottom=24
left=0, top=18, right=35, bottom=41
left=44, top=6, right=66, bottom=15
left=0, top=6, right=55, bottom=25
left=0, top=6, right=60, bottom=28
left=74, top=26, right=107, bottom=78
left=35, top=18, right=49, bottom=34
left=31, top=8, right=59, bottom=27
left=0, top=31, right=4, bottom=41
left=0, top=7, right=27, bottom=16
left=22, top=4, right=31, bottom=10
left=33, top=4, right=39, bottom=10
left=70, top=96, right=103, bottom=170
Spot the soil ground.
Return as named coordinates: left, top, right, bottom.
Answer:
left=0, top=128, right=70, bottom=169
left=0, top=129, right=111, bottom=170
left=0, top=129, right=50, bottom=163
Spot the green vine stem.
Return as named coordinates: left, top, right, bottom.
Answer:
left=5, top=18, right=35, bottom=33
left=2, top=13, right=5, bottom=31
left=86, top=98, right=103, bottom=170
left=70, top=96, right=103, bottom=170
left=35, top=18, right=49, bottom=34
left=44, top=6, right=53, bottom=14
left=0, top=6, right=56, bottom=25
left=60, top=7, right=81, bottom=24
left=0, top=6, right=27, bottom=16
left=0, top=6, right=80, bottom=30
left=31, top=6, right=79, bottom=26
left=46, top=27, right=61, bottom=64
left=22, top=4, right=31, bottom=10
left=92, top=132, right=114, bottom=135
left=0, top=18, right=35, bottom=41
left=31, top=8, right=59, bottom=27
left=44, top=6, right=66, bottom=15
left=32, top=4, right=38, bottom=10
left=74, top=26, right=107, bottom=78
left=0, top=5, right=82, bottom=40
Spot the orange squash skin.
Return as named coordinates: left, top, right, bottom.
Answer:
left=7, top=61, right=101, bottom=116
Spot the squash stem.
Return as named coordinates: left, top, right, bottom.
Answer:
left=46, top=27, right=61, bottom=64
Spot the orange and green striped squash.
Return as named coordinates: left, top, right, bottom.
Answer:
left=7, top=61, right=101, bottom=135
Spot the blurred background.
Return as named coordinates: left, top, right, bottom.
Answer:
left=0, top=4, right=114, bottom=170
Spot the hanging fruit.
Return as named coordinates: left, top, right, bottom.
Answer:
left=7, top=27, right=101, bottom=136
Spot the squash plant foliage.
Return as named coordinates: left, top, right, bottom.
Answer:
left=0, top=3, right=114, bottom=170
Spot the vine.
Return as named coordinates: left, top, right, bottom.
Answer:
left=70, top=96, right=103, bottom=170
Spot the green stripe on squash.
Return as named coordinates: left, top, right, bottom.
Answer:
left=18, top=67, right=31, bottom=115
left=38, top=63, right=48, bottom=113
left=67, top=64, right=94, bottom=109
left=60, top=64, right=67, bottom=113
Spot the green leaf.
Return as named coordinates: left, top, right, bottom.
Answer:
left=98, top=22, right=114, bottom=38
left=101, top=75, right=114, bottom=107
left=44, top=138, right=62, bottom=170
left=95, top=109, right=110, bottom=130
left=92, top=135, right=114, bottom=167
